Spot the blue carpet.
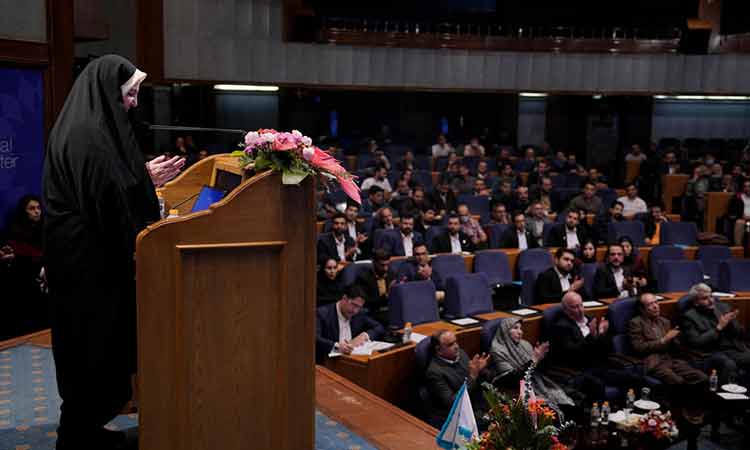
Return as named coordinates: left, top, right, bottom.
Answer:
left=0, top=344, right=378, bottom=450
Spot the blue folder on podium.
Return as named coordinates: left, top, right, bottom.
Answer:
left=190, top=186, right=226, bottom=213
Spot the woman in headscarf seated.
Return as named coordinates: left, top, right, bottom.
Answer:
left=490, top=318, right=576, bottom=418
left=317, top=258, right=344, bottom=306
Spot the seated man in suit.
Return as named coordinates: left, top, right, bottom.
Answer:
left=547, top=209, right=589, bottom=250
left=361, top=185, right=387, bottom=214
left=315, top=284, right=385, bottom=362
left=457, top=203, right=487, bottom=248
left=680, top=283, right=750, bottom=384
left=593, top=244, right=646, bottom=300
left=393, top=243, right=430, bottom=282
left=371, top=206, right=396, bottom=232
left=432, top=214, right=476, bottom=254
left=526, top=201, right=551, bottom=247
left=317, top=212, right=357, bottom=266
left=593, top=201, right=624, bottom=245
left=355, top=248, right=393, bottom=323
left=425, top=330, right=490, bottom=425
left=547, top=292, right=642, bottom=400
left=344, top=201, right=370, bottom=258
left=569, top=182, right=603, bottom=215
left=535, top=248, right=585, bottom=304
left=389, top=214, right=424, bottom=257
left=629, top=293, right=708, bottom=387
left=501, top=211, right=539, bottom=250
left=643, top=204, right=669, bottom=245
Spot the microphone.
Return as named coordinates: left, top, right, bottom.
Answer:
left=146, top=123, right=247, bottom=136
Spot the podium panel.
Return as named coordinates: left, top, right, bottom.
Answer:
left=136, top=169, right=316, bottom=450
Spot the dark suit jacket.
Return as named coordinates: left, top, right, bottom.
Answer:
left=429, top=190, right=457, bottom=214
left=317, top=232, right=356, bottom=265
left=680, top=302, right=747, bottom=353
left=431, top=231, right=476, bottom=254
left=534, top=267, right=582, bottom=305
left=425, top=349, right=482, bottom=421
left=546, top=224, right=589, bottom=249
left=315, top=303, right=384, bottom=362
left=593, top=264, right=629, bottom=300
left=548, top=313, right=610, bottom=369
left=389, top=231, right=425, bottom=257
left=500, top=227, right=539, bottom=250
left=728, top=193, right=749, bottom=221
left=355, top=269, right=392, bottom=311
left=628, top=315, right=675, bottom=370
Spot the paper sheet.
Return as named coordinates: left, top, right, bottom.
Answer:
left=717, top=392, right=749, bottom=400
left=713, top=292, right=736, bottom=298
left=511, top=308, right=538, bottom=316
left=351, top=341, right=395, bottom=356
left=410, top=332, right=428, bottom=344
left=583, top=301, right=604, bottom=307
left=451, top=318, right=480, bottom=326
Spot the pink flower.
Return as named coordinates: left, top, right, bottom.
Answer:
left=244, top=131, right=261, bottom=146
left=337, top=175, right=361, bottom=204
left=302, top=146, right=315, bottom=161
left=309, top=147, right=346, bottom=174
left=273, top=132, right=298, bottom=151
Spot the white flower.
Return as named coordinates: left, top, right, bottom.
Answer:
left=292, top=130, right=302, bottom=138
left=302, top=136, right=312, bottom=147
left=261, top=133, right=276, bottom=143
left=244, top=131, right=260, bottom=146
left=302, top=146, right=315, bottom=161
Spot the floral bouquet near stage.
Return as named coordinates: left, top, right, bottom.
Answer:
left=233, top=128, right=360, bottom=203
left=637, top=410, right=678, bottom=441
left=468, top=368, right=574, bottom=450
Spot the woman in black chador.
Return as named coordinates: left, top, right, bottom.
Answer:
left=43, top=55, right=183, bottom=449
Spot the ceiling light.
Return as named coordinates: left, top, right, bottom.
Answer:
left=213, top=84, right=279, bottom=92
left=519, top=92, right=548, bottom=97
left=653, top=94, right=750, bottom=101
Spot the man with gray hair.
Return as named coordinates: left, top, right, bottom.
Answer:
left=680, top=283, right=750, bottom=384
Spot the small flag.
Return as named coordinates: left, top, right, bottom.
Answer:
left=436, top=382, right=478, bottom=449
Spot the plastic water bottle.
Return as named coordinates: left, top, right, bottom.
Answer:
left=625, top=389, right=635, bottom=416
left=709, top=369, right=718, bottom=392
left=157, top=191, right=166, bottom=219
left=601, top=401, right=611, bottom=425
left=403, top=322, right=413, bottom=344
left=166, top=209, right=179, bottom=219
left=590, top=402, right=600, bottom=427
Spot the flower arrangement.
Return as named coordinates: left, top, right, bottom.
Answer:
left=637, top=411, right=678, bottom=441
left=234, top=129, right=360, bottom=203
left=468, top=367, right=574, bottom=450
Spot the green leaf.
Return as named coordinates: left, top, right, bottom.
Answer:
left=282, top=168, right=309, bottom=185
left=254, top=153, right=272, bottom=170
left=231, top=150, right=245, bottom=157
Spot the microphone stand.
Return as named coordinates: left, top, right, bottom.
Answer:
left=148, top=124, right=247, bottom=136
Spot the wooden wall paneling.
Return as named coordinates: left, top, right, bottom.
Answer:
left=136, top=0, right=164, bottom=82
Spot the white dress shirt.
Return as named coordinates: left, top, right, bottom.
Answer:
left=450, top=233, right=462, bottom=254
left=742, top=194, right=750, bottom=218
left=617, top=196, right=648, bottom=216
left=335, top=302, right=352, bottom=344
left=576, top=318, right=591, bottom=338
left=565, top=227, right=580, bottom=249
left=612, top=266, right=625, bottom=291
left=554, top=266, right=571, bottom=291
left=347, top=222, right=357, bottom=240
left=334, top=234, right=346, bottom=261
left=402, top=232, right=414, bottom=257
left=517, top=230, right=528, bottom=250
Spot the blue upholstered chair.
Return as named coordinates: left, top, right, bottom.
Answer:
left=696, top=245, right=732, bottom=286
left=473, top=251, right=513, bottom=286
left=444, top=273, right=494, bottom=318
left=431, top=254, right=468, bottom=291
left=607, top=221, right=646, bottom=245
left=657, top=260, right=704, bottom=293
left=388, top=280, right=439, bottom=328
left=718, top=260, right=750, bottom=292
left=659, top=222, right=699, bottom=246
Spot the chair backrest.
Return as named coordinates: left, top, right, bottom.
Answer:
left=435, top=156, right=450, bottom=172
left=521, top=268, right=544, bottom=305
left=540, top=304, right=564, bottom=342
left=473, top=251, right=512, bottom=285
left=340, top=263, right=372, bottom=287
left=542, top=222, right=557, bottom=246
left=414, top=170, right=433, bottom=189
left=445, top=273, right=494, bottom=317
left=480, top=318, right=504, bottom=352
left=426, top=225, right=446, bottom=253
left=649, top=245, right=686, bottom=279
left=388, top=280, right=440, bottom=328
left=457, top=195, right=490, bottom=224
left=414, top=337, right=433, bottom=375
left=486, top=223, right=511, bottom=249
left=518, top=248, right=554, bottom=274
left=606, top=297, right=639, bottom=355
left=657, top=260, right=704, bottom=293
left=718, top=260, right=750, bottom=292
left=607, top=221, right=645, bottom=245
left=597, top=189, right=618, bottom=213
left=660, top=221, right=698, bottom=246
left=677, top=294, right=694, bottom=315
left=582, top=262, right=600, bottom=300
left=697, top=245, right=732, bottom=284
left=372, top=228, right=391, bottom=251
left=431, top=254, right=468, bottom=291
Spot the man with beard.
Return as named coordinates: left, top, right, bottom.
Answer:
left=547, top=210, right=589, bottom=250
left=535, top=248, right=585, bottom=304
left=593, top=244, right=644, bottom=299
left=317, top=212, right=357, bottom=265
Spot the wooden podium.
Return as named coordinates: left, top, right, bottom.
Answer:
left=135, top=155, right=316, bottom=450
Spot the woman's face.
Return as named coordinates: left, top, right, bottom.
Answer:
left=509, top=322, right=523, bottom=343
left=583, top=243, right=595, bottom=259
left=324, top=260, right=338, bottom=280
left=122, top=85, right=139, bottom=111
left=621, top=240, right=633, bottom=256
left=25, top=200, right=41, bottom=222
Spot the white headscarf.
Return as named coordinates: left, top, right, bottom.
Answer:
left=120, top=68, right=147, bottom=98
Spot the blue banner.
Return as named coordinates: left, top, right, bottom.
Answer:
left=0, top=67, right=44, bottom=231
